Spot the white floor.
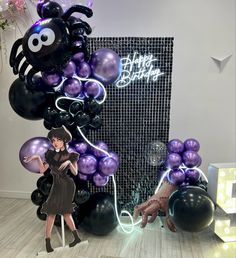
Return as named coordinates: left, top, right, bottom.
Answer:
left=0, top=198, right=235, bottom=258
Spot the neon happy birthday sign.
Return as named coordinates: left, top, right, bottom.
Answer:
left=116, top=52, right=164, bottom=88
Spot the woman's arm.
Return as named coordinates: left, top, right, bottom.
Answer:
left=58, top=160, right=78, bottom=175
left=24, top=155, right=49, bottom=173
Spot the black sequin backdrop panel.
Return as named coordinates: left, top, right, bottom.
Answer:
left=87, top=37, right=174, bottom=211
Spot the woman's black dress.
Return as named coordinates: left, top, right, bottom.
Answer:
left=41, top=149, right=79, bottom=215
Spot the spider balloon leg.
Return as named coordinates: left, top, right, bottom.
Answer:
left=71, top=20, right=92, bottom=35
left=61, top=5, right=93, bottom=21
left=26, top=67, right=40, bottom=90
left=19, top=60, right=30, bottom=80
left=13, top=51, right=24, bottom=74
left=9, top=38, right=23, bottom=67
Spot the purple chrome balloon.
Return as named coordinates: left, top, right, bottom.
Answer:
left=166, top=153, right=182, bottom=169
left=63, top=61, right=76, bottom=77
left=19, top=137, right=52, bottom=173
left=185, top=169, right=201, bottom=184
left=167, top=169, right=186, bottom=185
left=72, top=52, right=85, bottom=64
left=76, top=62, right=91, bottom=78
left=184, top=138, right=200, bottom=152
left=89, top=48, right=121, bottom=85
left=91, top=141, right=109, bottom=158
left=182, top=151, right=201, bottom=168
left=72, top=141, right=89, bottom=154
left=78, top=173, right=88, bottom=181
left=108, top=152, right=119, bottom=165
left=99, top=157, right=118, bottom=176
left=83, top=81, right=101, bottom=98
left=92, top=172, right=109, bottom=187
left=62, top=78, right=82, bottom=97
left=167, top=139, right=184, bottom=154
left=78, top=154, right=97, bottom=175
left=42, top=72, right=62, bottom=87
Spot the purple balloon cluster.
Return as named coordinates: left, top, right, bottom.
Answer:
left=166, top=138, right=202, bottom=186
left=41, top=48, right=121, bottom=99
left=70, top=140, right=119, bottom=187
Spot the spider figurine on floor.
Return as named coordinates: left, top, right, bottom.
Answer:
left=9, top=0, right=93, bottom=88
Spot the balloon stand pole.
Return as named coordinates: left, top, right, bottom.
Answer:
left=36, top=215, right=88, bottom=256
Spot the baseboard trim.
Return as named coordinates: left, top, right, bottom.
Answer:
left=0, top=190, right=31, bottom=199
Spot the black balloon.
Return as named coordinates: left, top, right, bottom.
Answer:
left=77, top=192, right=119, bottom=235
left=85, top=98, right=102, bottom=115
left=69, top=101, right=84, bottom=116
left=89, top=115, right=102, bottom=130
left=168, top=186, right=215, bottom=232
left=43, top=106, right=58, bottom=123
left=74, top=189, right=91, bottom=205
left=55, top=111, right=73, bottom=127
left=31, top=189, right=45, bottom=206
left=37, top=206, right=47, bottom=221
left=37, top=175, right=53, bottom=196
left=40, top=1, right=63, bottom=18
left=74, top=111, right=90, bottom=127
left=9, top=78, right=49, bottom=120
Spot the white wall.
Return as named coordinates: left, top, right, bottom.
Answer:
left=0, top=0, right=235, bottom=198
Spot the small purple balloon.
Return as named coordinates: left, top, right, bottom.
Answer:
left=167, top=169, right=186, bottom=185
left=72, top=52, right=85, bottom=64
left=63, top=61, right=76, bottom=77
left=184, top=138, right=200, bottom=152
left=167, top=139, right=184, bottom=154
left=76, top=62, right=91, bottom=78
left=108, top=152, right=119, bottom=165
left=91, top=141, right=109, bottom=158
left=83, top=81, right=101, bottom=98
left=182, top=151, right=201, bottom=168
left=72, top=141, right=88, bottom=154
left=89, top=48, right=121, bottom=85
left=42, top=72, right=62, bottom=87
left=62, top=78, right=82, bottom=97
left=166, top=153, right=182, bottom=169
left=78, top=173, right=88, bottom=181
left=92, top=172, right=109, bottom=187
left=19, top=137, right=52, bottom=173
left=185, top=169, right=201, bottom=184
left=99, top=157, right=118, bottom=176
left=78, top=154, right=97, bottom=175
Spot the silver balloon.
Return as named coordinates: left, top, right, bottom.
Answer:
left=145, top=141, right=167, bottom=166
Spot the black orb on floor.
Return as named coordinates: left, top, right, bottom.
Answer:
left=168, top=186, right=215, bottom=232
left=78, top=192, right=119, bottom=235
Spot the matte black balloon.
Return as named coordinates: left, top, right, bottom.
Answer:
left=43, top=120, right=53, bottom=130
left=31, top=189, right=46, bottom=206
left=37, top=206, right=47, bottom=221
left=85, top=98, right=102, bottom=115
left=9, top=78, right=49, bottom=120
left=168, top=186, right=214, bottom=232
left=70, top=125, right=88, bottom=140
left=37, top=176, right=53, bottom=196
left=74, top=189, right=91, bottom=205
left=89, top=115, right=102, bottom=130
left=43, top=106, right=58, bottom=123
left=69, top=101, right=84, bottom=116
left=78, top=192, right=119, bottom=235
left=55, top=111, right=73, bottom=127
left=74, top=111, right=91, bottom=127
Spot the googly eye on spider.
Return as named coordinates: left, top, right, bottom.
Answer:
left=9, top=1, right=93, bottom=89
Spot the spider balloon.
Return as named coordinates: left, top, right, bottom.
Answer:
left=9, top=1, right=93, bottom=88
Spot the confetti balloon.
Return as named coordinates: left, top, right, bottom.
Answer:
left=145, top=141, right=167, bottom=166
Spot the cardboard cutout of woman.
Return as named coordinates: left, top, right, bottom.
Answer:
left=24, top=126, right=80, bottom=253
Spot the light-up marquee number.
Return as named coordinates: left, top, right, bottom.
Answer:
left=115, top=52, right=164, bottom=88
left=208, top=163, right=236, bottom=242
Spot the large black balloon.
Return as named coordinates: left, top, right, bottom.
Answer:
left=74, top=189, right=90, bottom=205
left=37, top=206, right=47, bottom=221
left=37, top=175, right=53, bottom=196
left=78, top=192, right=119, bottom=235
left=31, top=189, right=46, bottom=206
left=168, top=186, right=215, bottom=232
left=9, top=78, right=49, bottom=120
